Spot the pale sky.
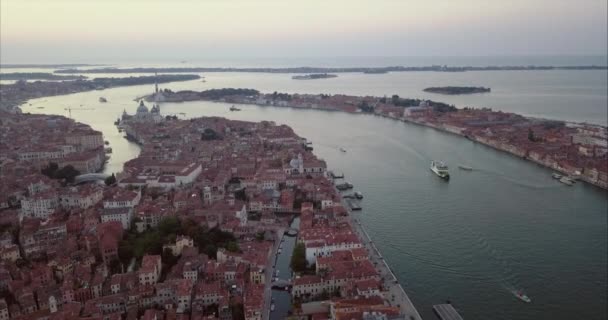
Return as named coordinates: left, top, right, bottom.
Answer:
left=1, top=0, right=607, bottom=64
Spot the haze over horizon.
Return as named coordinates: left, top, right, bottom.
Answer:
left=1, top=0, right=607, bottom=65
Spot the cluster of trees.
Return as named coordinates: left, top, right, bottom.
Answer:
left=198, top=88, right=259, bottom=100
left=290, top=243, right=315, bottom=274
left=41, top=163, right=80, bottom=183
left=423, top=86, right=491, bottom=95
left=378, top=95, right=457, bottom=113
left=117, top=217, right=240, bottom=270
left=201, top=128, right=221, bottom=141
left=358, top=101, right=375, bottom=113
left=104, top=173, right=117, bottom=186
left=270, top=91, right=292, bottom=101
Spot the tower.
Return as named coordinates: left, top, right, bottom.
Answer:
left=154, top=72, right=159, bottom=94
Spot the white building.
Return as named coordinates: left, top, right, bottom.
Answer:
left=101, top=207, right=133, bottom=230
left=20, top=190, right=59, bottom=220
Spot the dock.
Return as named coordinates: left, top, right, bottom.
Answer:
left=433, top=304, right=463, bottom=320
left=347, top=199, right=361, bottom=210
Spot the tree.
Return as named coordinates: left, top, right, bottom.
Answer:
left=118, top=241, right=134, bottom=265
left=528, top=128, right=536, bottom=142
left=158, top=216, right=181, bottom=237
left=226, top=241, right=240, bottom=253
left=290, top=243, right=308, bottom=273
left=105, top=173, right=117, bottom=186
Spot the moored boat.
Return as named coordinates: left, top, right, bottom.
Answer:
left=552, top=173, right=562, bottom=179
left=431, top=161, right=450, bottom=180
left=354, top=192, right=363, bottom=199
left=559, top=176, right=574, bottom=186
left=229, top=105, right=241, bottom=111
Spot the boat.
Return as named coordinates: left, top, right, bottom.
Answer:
left=270, top=304, right=275, bottom=312
left=340, top=148, right=347, bottom=153
left=513, top=290, right=532, bottom=303
left=552, top=173, right=562, bottom=179
left=559, top=176, right=574, bottom=186
left=104, top=147, right=113, bottom=154
left=229, top=105, right=241, bottom=111
left=354, top=192, right=363, bottom=199
left=430, top=161, right=450, bottom=180
left=99, top=97, right=107, bottom=103
left=336, top=182, right=354, bottom=191
left=458, top=165, right=473, bottom=171
left=104, top=140, right=110, bottom=145
left=36, top=106, right=45, bottom=109
left=330, top=171, right=344, bottom=179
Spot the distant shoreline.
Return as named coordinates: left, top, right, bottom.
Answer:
left=423, top=86, right=491, bottom=95
left=52, top=65, right=608, bottom=74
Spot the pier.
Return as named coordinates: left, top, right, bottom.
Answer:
left=432, top=304, right=463, bottom=320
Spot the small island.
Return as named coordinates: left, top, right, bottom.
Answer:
left=292, top=73, right=338, bottom=80
left=423, top=86, right=491, bottom=95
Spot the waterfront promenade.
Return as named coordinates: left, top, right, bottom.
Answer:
left=350, top=215, right=423, bottom=320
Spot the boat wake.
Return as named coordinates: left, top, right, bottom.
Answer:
left=475, top=168, right=561, bottom=189
left=383, top=242, right=509, bottom=283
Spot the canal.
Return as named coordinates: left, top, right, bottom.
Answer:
left=270, top=217, right=300, bottom=320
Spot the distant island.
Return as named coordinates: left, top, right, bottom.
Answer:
left=0, top=72, right=87, bottom=81
left=0, top=63, right=99, bottom=69
left=423, top=86, right=491, bottom=95
left=292, top=73, right=337, bottom=80
left=0, top=74, right=200, bottom=111
left=53, top=65, right=608, bottom=74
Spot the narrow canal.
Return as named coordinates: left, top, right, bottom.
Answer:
left=270, top=217, right=300, bottom=320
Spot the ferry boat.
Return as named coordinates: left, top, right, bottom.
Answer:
left=458, top=165, right=473, bottom=171
left=229, top=105, right=241, bottom=111
left=430, top=161, right=450, bottom=180
left=513, top=290, right=532, bottom=303
left=552, top=173, right=562, bottom=179
left=559, top=176, right=574, bottom=186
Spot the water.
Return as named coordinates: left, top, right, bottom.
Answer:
left=19, top=59, right=608, bottom=320
left=270, top=217, right=299, bottom=320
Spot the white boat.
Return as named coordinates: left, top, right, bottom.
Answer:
left=430, top=161, right=450, bottom=180
left=458, top=165, right=473, bottom=171
left=559, top=177, right=574, bottom=186
left=270, top=304, right=275, bottom=311
left=552, top=173, right=562, bottom=179
left=513, top=290, right=532, bottom=303
left=354, top=192, right=363, bottom=199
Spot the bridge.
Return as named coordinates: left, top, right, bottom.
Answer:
left=271, top=279, right=292, bottom=290
left=284, top=228, right=298, bottom=237
left=75, top=173, right=109, bottom=184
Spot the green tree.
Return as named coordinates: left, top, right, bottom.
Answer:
left=105, top=173, right=117, bottom=186
left=290, top=243, right=308, bottom=273
left=528, top=128, right=535, bottom=142
left=226, top=241, right=240, bottom=253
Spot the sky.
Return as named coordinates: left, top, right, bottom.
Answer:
left=1, top=0, right=607, bottom=64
